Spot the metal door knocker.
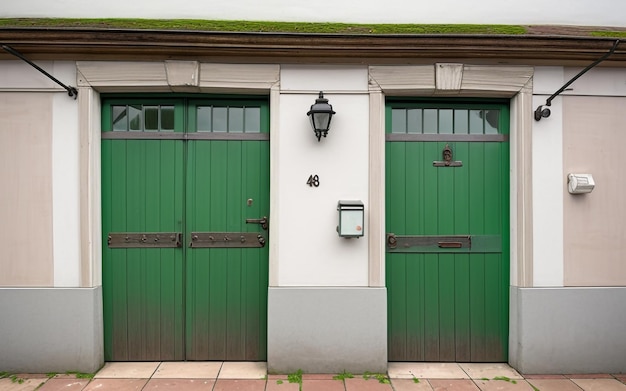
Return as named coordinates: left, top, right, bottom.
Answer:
left=433, top=144, right=463, bottom=167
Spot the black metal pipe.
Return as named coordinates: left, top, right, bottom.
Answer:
left=535, top=39, right=620, bottom=121
left=1, top=44, right=78, bottom=99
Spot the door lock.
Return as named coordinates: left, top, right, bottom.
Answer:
left=245, top=216, right=268, bottom=230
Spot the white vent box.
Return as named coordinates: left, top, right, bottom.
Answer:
left=568, top=173, right=595, bottom=194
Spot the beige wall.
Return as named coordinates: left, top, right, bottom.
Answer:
left=0, top=93, right=54, bottom=286
left=563, top=96, right=626, bottom=286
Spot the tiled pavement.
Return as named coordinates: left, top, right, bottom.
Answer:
left=1, top=362, right=625, bottom=391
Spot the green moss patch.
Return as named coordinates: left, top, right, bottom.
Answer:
left=0, top=18, right=527, bottom=35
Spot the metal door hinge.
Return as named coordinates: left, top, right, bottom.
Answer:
left=108, top=232, right=182, bottom=248
left=189, top=232, right=266, bottom=248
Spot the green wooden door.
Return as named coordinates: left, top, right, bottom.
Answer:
left=102, top=98, right=269, bottom=361
left=386, top=102, right=510, bottom=362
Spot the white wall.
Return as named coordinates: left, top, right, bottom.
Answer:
left=51, top=62, right=80, bottom=287
left=275, top=65, right=369, bottom=286
left=1, top=0, right=625, bottom=27
left=532, top=67, right=564, bottom=287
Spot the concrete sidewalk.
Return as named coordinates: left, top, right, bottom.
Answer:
left=1, top=362, right=625, bottom=390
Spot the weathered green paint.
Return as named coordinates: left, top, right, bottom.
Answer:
left=185, top=139, right=269, bottom=360
left=102, top=98, right=269, bottom=361
left=385, top=101, right=510, bottom=362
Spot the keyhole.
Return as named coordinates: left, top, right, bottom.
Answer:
left=247, top=198, right=253, bottom=206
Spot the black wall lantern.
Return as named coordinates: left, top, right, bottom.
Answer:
left=307, top=91, right=336, bottom=141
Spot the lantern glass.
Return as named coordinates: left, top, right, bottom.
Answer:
left=307, top=91, right=335, bottom=141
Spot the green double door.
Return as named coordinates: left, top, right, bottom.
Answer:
left=386, top=102, right=510, bottom=362
left=102, top=98, right=269, bottom=361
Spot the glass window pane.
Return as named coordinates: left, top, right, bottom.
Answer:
left=423, top=109, right=437, bottom=134
left=244, top=107, right=261, bottom=133
left=391, top=109, right=406, bottom=133
left=129, top=105, right=142, bottom=131
left=228, top=107, right=244, bottom=133
left=470, top=110, right=484, bottom=134
left=112, top=106, right=127, bottom=131
left=484, top=110, right=500, bottom=134
left=454, top=109, right=469, bottom=134
left=213, top=107, right=228, bottom=132
left=438, top=109, right=453, bottom=134
left=197, top=106, right=212, bottom=132
left=144, top=106, right=159, bottom=132
left=160, top=106, right=174, bottom=131
left=407, top=109, right=422, bottom=134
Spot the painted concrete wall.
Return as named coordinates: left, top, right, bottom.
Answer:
left=563, top=95, right=626, bottom=286
left=0, top=287, right=104, bottom=373
left=510, top=286, right=626, bottom=374
left=275, top=65, right=370, bottom=286
left=0, top=61, right=81, bottom=288
left=531, top=66, right=626, bottom=288
left=2, top=0, right=625, bottom=27
left=531, top=67, right=565, bottom=287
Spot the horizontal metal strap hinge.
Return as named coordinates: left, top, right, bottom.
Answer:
left=189, top=232, right=266, bottom=248
left=386, top=233, right=501, bottom=253
left=108, top=232, right=182, bottom=248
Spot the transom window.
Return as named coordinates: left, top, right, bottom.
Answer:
left=102, top=98, right=269, bottom=139
left=391, top=108, right=501, bottom=135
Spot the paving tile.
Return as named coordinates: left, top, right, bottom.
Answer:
left=389, top=363, right=469, bottom=379
left=94, top=362, right=160, bottom=378
left=474, top=379, right=534, bottom=390
left=460, top=364, right=523, bottom=380
left=428, top=379, right=480, bottom=390
left=152, top=361, right=222, bottom=379
left=37, top=378, right=90, bottom=391
left=525, top=379, right=584, bottom=391
left=82, top=379, right=148, bottom=391
left=218, top=362, right=267, bottom=379
left=213, top=379, right=267, bottom=391
left=345, top=377, right=393, bottom=390
left=300, top=379, right=345, bottom=391
left=0, top=378, right=48, bottom=391
left=265, top=378, right=300, bottom=391
left=143, top=378, right=215, bottom=390
left=571, top=378, right=626, bottom=391
left=390, top=378, right=434, bottom=390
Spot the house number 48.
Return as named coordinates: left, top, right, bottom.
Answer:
left=307, top=175, right=320, bottom=187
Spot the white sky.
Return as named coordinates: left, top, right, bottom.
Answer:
left=1, top=0, right=625, bottom=27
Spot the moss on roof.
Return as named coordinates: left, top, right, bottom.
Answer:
left=0, top=18, right=528, bottom=35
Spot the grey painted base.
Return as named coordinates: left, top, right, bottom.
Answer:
left=0, top=287, right=103, bottom=373
left=509, top=286, right=626, bottom=374
left=268, top=287, right=387, bottom=374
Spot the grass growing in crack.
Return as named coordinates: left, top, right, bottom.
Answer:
left=363, top=371, right=390, bottom=384
left=65, top=371, right=95, bottom=379
left=287, top=369, right=303, bottom=391
left=333, top=370, right=354, bottom=381
left=0, top=373, right=25, bottom=384
left=409, top=371, right=420, bottom=383
left=493, top=376, right=517, bottom=384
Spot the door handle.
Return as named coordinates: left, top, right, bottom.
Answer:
left=245, top=216, right=268, bottom=230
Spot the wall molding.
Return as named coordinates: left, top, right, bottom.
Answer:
left=368, top=63, right=534, bottom=287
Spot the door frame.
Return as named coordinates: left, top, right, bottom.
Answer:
left=100, top=95, right=271, bottom=360
left=384, top=99, right=511, bottom=361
